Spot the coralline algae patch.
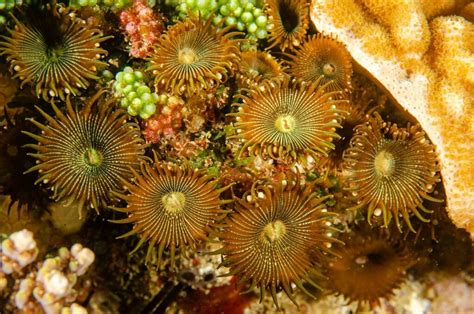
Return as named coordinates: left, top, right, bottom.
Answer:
left=0, top=0, right=472, bottom=313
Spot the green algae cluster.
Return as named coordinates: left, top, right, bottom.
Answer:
left=0, top=0, right=24, bottom=24
left=113, top=67, right=159, bottom=119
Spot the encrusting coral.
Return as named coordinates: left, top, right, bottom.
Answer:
left=0, top=2, right=111, bottom=100
left=23, top=90, right=147, bottom=212
left=310, top=0, right=474, bottom=238
left=355, top=0, right=431, bottom=58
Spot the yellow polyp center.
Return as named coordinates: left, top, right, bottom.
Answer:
left=178, top=48, right=198, bottom=65
left=374, top=150, right=395, bottom=177
left=322, top=63, right=336, bottom=76
left=84, top=148, right=103, bottom=166
left=262, top=220, right=287, bottom=243
left=275, top=115, right=296, bottom=133
left=162, top=192, right=186, bottom=213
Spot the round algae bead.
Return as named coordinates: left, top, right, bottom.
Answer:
left=142, top=103, right=157, bottom=116
left=134, top=71, right=144, bottom=81
left=220, top=5, right=229, bottom=15
left=123, top=85, right=133, bottom=95
left=241, top=12, right=253, bottom=23
left=248, top=23, right=257, bottom=33
left=256, top=28, right=267, bottom=39
left=234, top=7, right=243, bottom=17
left=226, top=16, right=237, bottom=26
left=123, top=73, right=135, bottom=84
left=127, top=91, right=138, bottom=101
left=236, top=21, right=245, bottom=31
left=255, top=15, right=267, bottom=27
left=141, top=92, right=153, bottom=103
left=137, top=85, right=151, bottom=96
left=120, top=98, right=129, bottom=109
left=127, top=106, right=138, bottom=116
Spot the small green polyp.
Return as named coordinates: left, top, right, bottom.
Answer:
left=275, top=114, right=296, bottom=133
left=84, top=148, right=103, bottom=166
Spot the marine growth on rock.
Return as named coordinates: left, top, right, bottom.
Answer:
left=0, top=0, right=471, bottom=312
